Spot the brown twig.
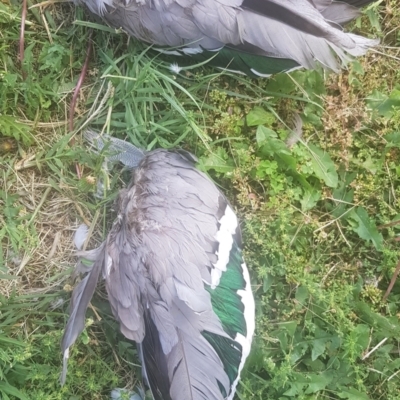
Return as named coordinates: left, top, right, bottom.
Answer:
left=69, top=31, right=93, bottom=179
left=69, top=30, right=93, bottom=134
left=383, top=259, right=400, bottom=302
left=19, top=0, right=28, bottom=80
left=378, top=220, right=400, bottom=229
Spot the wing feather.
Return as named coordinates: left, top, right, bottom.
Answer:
left=92, top=0, right=377, bottom=71
left=62, top=148, right=253, bottom=399
left=60, top=245, right=104, bottom=385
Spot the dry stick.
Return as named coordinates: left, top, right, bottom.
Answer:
left=19, top=0, right=28, bottom=80
left=69, top=30, right=93, bottom=134
left=69, top=31, right=93, bottom=178
left=383, top=259, right=400, bottom=302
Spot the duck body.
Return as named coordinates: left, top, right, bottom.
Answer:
left=75, top=0, right=378, bottom=76
left=62, top=146, right=255, bottom=400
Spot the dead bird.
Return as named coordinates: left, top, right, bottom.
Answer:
left=61, top=132, right=255, bottom=400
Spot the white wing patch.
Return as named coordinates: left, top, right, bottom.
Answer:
left=229, top=262, right=255, bottom=400
left=211, top=205, right=237, bottom=289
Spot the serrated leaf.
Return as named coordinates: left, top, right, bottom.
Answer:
left=384, top=132, right=400, bottom=148
left=348, top=207, right=383, bottom=251
left=300, top=189, right=321, bottom=211
left=307, top=144, right=338, bottom=188
left=198, top=147, right=234, bottom=173
left=365, top=8, right=382, bottom=32
left=257, top=126, right=297, bottom=171
left=351, top=154, right=381, bottom=174
left=366, top=88, right=400, bottom=119
left=283, top=383, right=303, bottom=397
left=246, top=107, right=275, bottom=126
left=305, top=373, right=332, bottom=394
left=0, top=116, right=33, bottom=146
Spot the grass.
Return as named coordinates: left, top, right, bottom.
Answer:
left=0, top=1, right=400, bottom=399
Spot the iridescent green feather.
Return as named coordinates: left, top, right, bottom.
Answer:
left=163, top=47, right=300, bottom=77
left=203, top=242, right=248, bottom=388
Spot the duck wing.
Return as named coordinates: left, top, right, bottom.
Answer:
left=104, top=149, right=254, bottom=399
left=79, top=0, right=377, bottom=74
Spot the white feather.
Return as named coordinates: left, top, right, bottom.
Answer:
left=169, top=63, right=183, bottom=74
left=229, top=262, right=255, bottom=400
left=74, top=224, right=89, bottom=250
left=211, top=206, right=238, bottom=288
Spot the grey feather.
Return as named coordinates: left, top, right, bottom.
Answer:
left=62, top=145, right=251, bottom=399
left=74, top=0, right=377, bottom=72
left=168, top=332, right=229, bottom=400
left=60, top=245, right=104, bottom=385
left=84, top=130, right=146, bottom=168
left=321, top=2, right=363, bottom=25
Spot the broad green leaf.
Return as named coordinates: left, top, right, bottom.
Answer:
left=263, top=272, right=274, bottom=293
left=295, top=286, right=309, bottom=306
left=277, top=321, right=298, bottom=338
left=366, top=88, right=400, bottom=118
left=258, top=126, right=297, bottom=171
left=305, top=373, right=332, bottom=394
left=307, top=144, right=338, bottom=188
left=256, top=125, right=277, bottom=145
left=348, top=207, right=383, bottom=251
left=351, top=154, right=381, bottom=174
left=384, top=132, right=400, bottom=148
left=338, top=388, right=371, bottom=400
left=81, top=329, right=90, bottom=345
left=246, top=107, right=276, bottom=126
left=300, top=189, right=321, bottom=211
left=198, top=147, right=234, bottom=173
left=331, top=183, right=354, bottom=219
left=354, top=324, right=370, bottom=349
left=311, top=339, right=326, bottom=361
left=355, top=302, right=400, bottom=338
left=283, top=380, right=305, bottom=396
left=365, top=7, right=381, bottom=31
left=265, top=73, right=297, bottom=94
